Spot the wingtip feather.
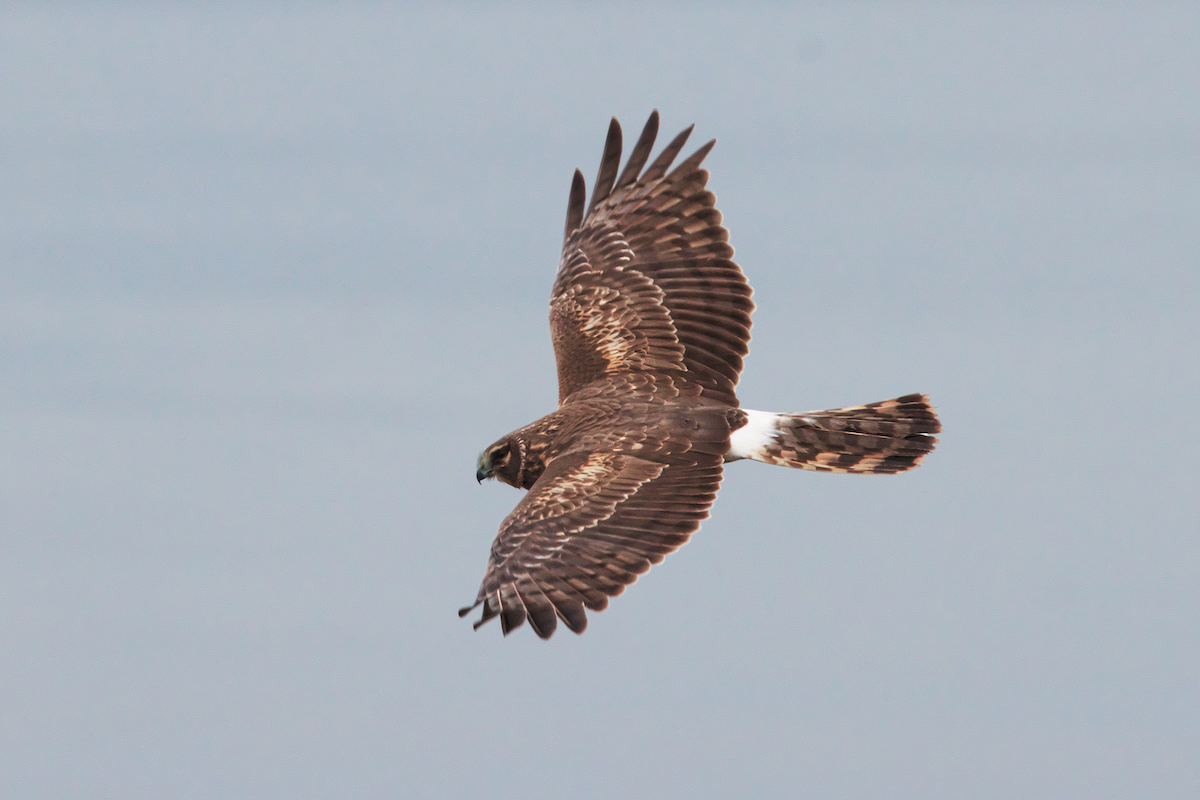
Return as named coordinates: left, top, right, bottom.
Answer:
left=587, top=117, right=624, bottom=215
left=642, top=123, right=695, bottom=182
left=668, top=138, right=717, bottom=179
left=564, top=168, right=587, bottom=243
left=615, top=110, right=660, bottom=189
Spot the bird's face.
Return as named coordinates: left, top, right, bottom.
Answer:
left=477, top=438, right=519, bottom=487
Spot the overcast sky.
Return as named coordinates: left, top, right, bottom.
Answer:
left=2, top=4, right=1198, bottom=799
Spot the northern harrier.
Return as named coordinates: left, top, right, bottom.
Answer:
left=463, top=112, right=940, bottom=638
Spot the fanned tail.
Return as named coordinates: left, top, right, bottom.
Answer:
left=727, top=393, right=941, bottom=474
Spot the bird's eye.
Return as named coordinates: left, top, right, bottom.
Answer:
left=492, top=444, right=510, bottom=461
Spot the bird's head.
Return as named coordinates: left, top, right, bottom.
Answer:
left=477, top=437, right=520, bottom=487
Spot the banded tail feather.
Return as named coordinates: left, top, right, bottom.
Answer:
left=727, top=393, right=941, bottom=475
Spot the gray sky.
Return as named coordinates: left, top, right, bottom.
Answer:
left=2, top=3, right=1198, bottom=798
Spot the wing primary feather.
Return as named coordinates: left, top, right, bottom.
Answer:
left=537, top=568, right=593, bottom=630
left=615, top=110, right=660, bottom=189
left=523, top=583, right=559, bottom=639
left=563, top=168, right=586, bottom=244
left=668, top=139, right=717, bottom=180
left=472, top=596, right=498, bottom=630
left=498, top=587, right=527, bottom=636
left=587, top=117, right=623, bottom=215
left=641, top=124, right=695, bottom=182
left=558, top=604, right=588, bottom=633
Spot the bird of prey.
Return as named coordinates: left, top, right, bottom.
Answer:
left=462, top=111, right=940, bottom=638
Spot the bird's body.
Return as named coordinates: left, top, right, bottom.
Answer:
left=464, top=112, right=941, bottom=638
left=478, top=396, right=739, bottom=492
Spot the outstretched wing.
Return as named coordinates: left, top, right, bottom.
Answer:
left=550, top=112, right=754, bottom=407
left=459, top=446, right=724, bottom=639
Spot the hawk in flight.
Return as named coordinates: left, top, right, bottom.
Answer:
left=462, top=112, right=940, bottom=638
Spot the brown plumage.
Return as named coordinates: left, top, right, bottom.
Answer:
left=463, top=112, right=941, bottom=638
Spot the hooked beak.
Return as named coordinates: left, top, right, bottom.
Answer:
left=476, top=466, right=490, bottom=484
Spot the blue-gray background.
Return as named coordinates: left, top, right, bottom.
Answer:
left=2, top=4, right=1197, bottom=798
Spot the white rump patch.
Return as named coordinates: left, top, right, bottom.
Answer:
left=726, top=409, right=781, bottom=460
